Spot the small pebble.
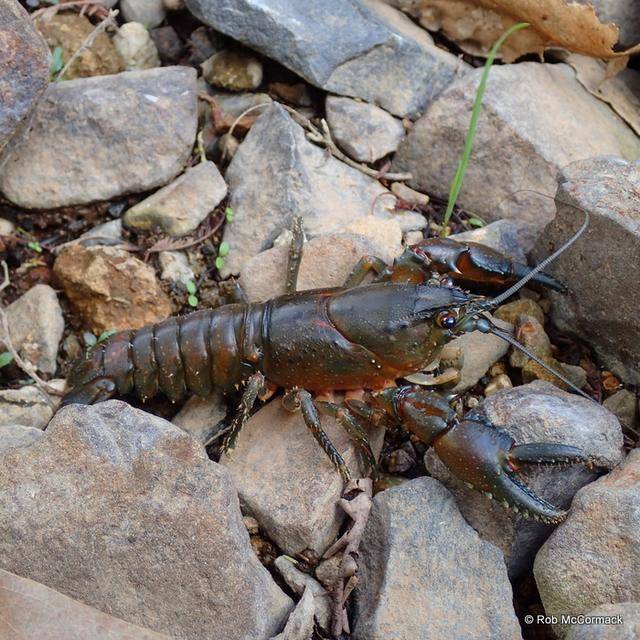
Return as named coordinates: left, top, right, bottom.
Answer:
left=113, top=22, right=160, bottom=70
left=391, top=181, right=429, bottom=206
left=120, top=0, right=166, bottom=28
left=485, top=373, right=513, bottom=396
left=202, top=50, right=263, bottom=91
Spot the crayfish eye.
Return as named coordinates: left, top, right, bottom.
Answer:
left=437, top=311, right=457, bottom=329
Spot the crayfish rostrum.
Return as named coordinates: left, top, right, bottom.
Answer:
left=61, top=217, right=591, bottom=524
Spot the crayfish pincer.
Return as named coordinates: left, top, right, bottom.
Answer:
left=61, top=216, right=592, bottom=522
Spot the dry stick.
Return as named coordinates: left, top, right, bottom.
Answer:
left=323, top=478, right=373, bottom=636
left=54, top=9, right=119, bottom=82
left=279, top=105, right=413, bottom=182
left=0, top=262, right=63, bottom=400
left=31, top=1, right=109, bottom=22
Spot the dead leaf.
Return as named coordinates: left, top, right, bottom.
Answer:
left=390, top=0, right=638, bottom=62
left=562, top=52, right=640, bottom=135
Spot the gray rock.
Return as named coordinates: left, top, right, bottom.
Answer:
left=452, top=218, right=530, bottom=264
left=326, top=96, right=405, bottom=163
left=0, top=382, right=65, bottom=430
left=270, top=587, right=315, bottom=640
left=352, top=477, right=522, bottom=640
left=534, top=449, right=640, bottom=638
left=565, top=602, right=640, bottom=640
left=274, top=556, right=331, bottom=631
left=125, top=161, right=226, bottom=236
left=426, top=381, right=624, bottom=578
left=576, top=0, right=640, bottom=48
left=3, top=284, right=64, bottom=375
left=120, top=0, right=166, bottom=28
left=393, top=63, right=640, bottom=247
left=185, top=0, right=466, bottom=118
left=0, top=568, right=168, bottom=640
left=0, top=0, right=50, bottom=165
left=77, top=219, right=123, bottom=246
left=113, top=22, right=161, bottom=70
left=207, top=90, right=272, bottom=119
left=220, top=102, right=422, bottom=276
left=532, top=157, right=640, bottom=385
left=240, top=227, right=403, bottom=302
left=171, top=390, right=227, bottom=445
left=0, top=424, right=44, bottom=450
left=603, top=389, right=638, bottom=430
left=0, top=400, right=292, bottom=639
left=220, top=398, right=385, bottom=556
left=158, top=250, right=195, bottom=288
left=0, top=67, right=197, bottom=209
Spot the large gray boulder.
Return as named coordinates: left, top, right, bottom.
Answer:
left=0, top=67, right=198, bottom=209
left=0, top=401, right=292, bottom=640
left=0, top=0, right=50, bottom=166
left=352, top=477, right=522, bottom=640
left=185, top=0, right=465, bottom=118
left=532, top=156, right=640, bottom=385
left=393, top=63, right=640, bottom=247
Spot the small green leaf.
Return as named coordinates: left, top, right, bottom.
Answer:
left=97, top=329, right=116, bottom=343
left=225, top=207, right=235, bottom=222
left=215, top=256, right=225, bottom=270
left=50, top=46, right=64, bottom=75
left=218, top=242, right=229, bottom=257
left=468, top=217, right=485, bottom=228
left=83, top=332, right=97, bottom=347
left=186, top=280, right=197, bottom=294
left=188, top=294, right=199, bottom=307
left=0, top=352, right=14, bottom=368
left=27, top=240, right=42, bottom=253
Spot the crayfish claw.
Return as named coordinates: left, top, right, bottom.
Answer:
left=508, top=442, right=587, bottom=469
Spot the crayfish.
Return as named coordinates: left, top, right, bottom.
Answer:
left=61, top=215, right=592, bottom=524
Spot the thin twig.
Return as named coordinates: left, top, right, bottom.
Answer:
left=54, top=9, right=119, bottom=83
left=0, top=262, right=63, bottom=400
left=280, top=105, right=413, bottom=182
left=31, top=1, right=109, bottom=22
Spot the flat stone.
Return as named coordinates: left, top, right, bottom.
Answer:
left=124, top=161, right=227, bottom=237
left=171, top=390, right=227, bottom=445
left=425, top=381, right=624, bottom=578
left=0, top=400, right=292, bottom=639
left=603, top=389, right=638, bottom=430
left=3, top=284, right=64, bottom=375
left=0, top=382, right=65, bottom=430
left=202, top=49, right=263, bottom=91
left=393, top=63, right=640, bottom=247
left=240, top=227, right=403, bottom=302
left=532, top=157, right=640, bottom=385
left=495, top=298, right=546, bottom=327
left=565, top=602, right=640, bottom=640
left=452, top=219, right=530, bottom=264
left=185, top=0, right=465, bottom=118
left=120, top=0, right=166, bottom=28
left=352, top=477, right=522, bottom=640
left=0, top=67, right=197, bottom=209
left=270, top=586, right=315, bottom=640
left=0, top=568, right=168, bottom=639
left=77, top=219, right=123, bottom=247
left=0, top=0, right=50, bottom=165
left=220, top=103, right=422, bottom=276
left=220, top=398, right=385, bottom=556
left=0, top=424, right=44, bottom=451
left=36, top=13, right=123, bottom=79
left=326, top=96, right=405, bottom=163
left=534, top=449, right=640, bottom=638
left=53, top=245, right=172, bottom=333
left=113, top=22, right=160, bottom=70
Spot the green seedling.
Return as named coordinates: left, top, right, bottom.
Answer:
left=225, top=207, right=235, bottom=223
left=27, top=240, right=43, bottom=253
left=186, top=280, right=199, bottom=307
left=0, top=352, right=13, bottom=368
left=50, top=46, right=64, bottom=78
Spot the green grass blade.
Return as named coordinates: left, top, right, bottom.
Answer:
left=441, top=22, right=529, bottom=236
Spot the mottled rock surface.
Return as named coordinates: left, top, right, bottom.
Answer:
left=0, top=401, right=292, bottom=639
left=202, top=49, right=263, bottom=91
left=220, top=103, right=422, bottom=276
left=352, top=477, right=522, bottom=639
left=0, top=67, right=197, bottom=209
left=171, top=391, right=227, bottom=445
left=0, top=424, right=44, bottom=451
left=394, top=63, right=640, bottom=246
left=426, top=381, right=624, bottom=577
left=535, top=449, right=640, bottom=638
left=186, top=0, right=465, bottom=117
left=0, top=0, right=50, bottom=164
left=0, top=568, right=168, bottom=639
left=221, top=398, right=385, bottom=555
left=113, top=21, right=161, bottom=70
left=121, top=0, right=166, bottom=28
left=0, top=382, right=64, bottom=430
left=326, top=95, right=405, bottom=163
left=158, top=250, right=195, bottom=288
left=54, top=245, right=172, bottom=333
left=3, top=284, right=64, bottom=375
left=124, top=161, right=227, bottom=237
left=576, top=0, right=640, bottom=48
left=565, top=602, right=640, bottom=640
left=532, top=157, right=640, bottom=385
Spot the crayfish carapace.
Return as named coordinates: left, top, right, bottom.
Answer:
left=61, top=214, right=592, bottom=524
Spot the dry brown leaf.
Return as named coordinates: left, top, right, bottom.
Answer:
left=390, top=0, right=638, bottom=62
left=562, top=52, right=640, bottom=135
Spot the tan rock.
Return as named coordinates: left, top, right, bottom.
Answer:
left=202, top=49, right=263, bottom=91
left=113, top=21, right=160, bottom=70
left=54, top=245, right=172, bottom=333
